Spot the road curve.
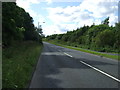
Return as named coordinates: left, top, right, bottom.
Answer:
left=29, top=42, right=119, bottom=88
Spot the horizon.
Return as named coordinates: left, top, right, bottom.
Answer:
left=16, top=0, right=119, bottom=36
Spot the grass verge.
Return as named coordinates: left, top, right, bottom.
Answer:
left=2, top=41, right=43, bottom=88
left=46, top=41, right=119, bottom=60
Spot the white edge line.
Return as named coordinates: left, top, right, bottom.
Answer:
left=64, top=52, right=73, bottom=57
left=80, top=61, right=120, bottom=83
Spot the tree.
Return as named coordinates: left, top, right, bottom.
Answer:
left=114, top=22, right=120, bottom=50
left=2, top=2, right=43, bottom=46
left=95, top=29, right=115, bottom=47
left=56, top=34, right=63, bottom=40
left=102, top=17, right=109, bottom=25
left=45, top=17, right=117, bottom=52
left=2, top=2, right=22, bottom=46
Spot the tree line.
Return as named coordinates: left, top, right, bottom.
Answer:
left=2, top=2, right=43, bottom=47
left=46, top=18, right=120, bottom=52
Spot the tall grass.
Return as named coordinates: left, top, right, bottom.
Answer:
left=2, top=41, right=43, bottom=88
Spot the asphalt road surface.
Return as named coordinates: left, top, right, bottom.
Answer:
left=29, top=42, right=120, bottom=88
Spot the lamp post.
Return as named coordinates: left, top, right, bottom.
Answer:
left=37, top=22, right=45, bottom=43
left=38, top=22, right=45, bottom=29
left=37, top=21, right=45, bottom=36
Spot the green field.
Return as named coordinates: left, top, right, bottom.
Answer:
left=2, top=41, right=43, bottom=88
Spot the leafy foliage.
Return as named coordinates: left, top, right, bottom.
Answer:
left=46, top=18, right=119, bottom=52
left=101, top=17, right=109, bottom=25
left=2, top=2, right=42, bottom=46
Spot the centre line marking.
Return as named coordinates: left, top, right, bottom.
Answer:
left=80, top=61, right=120, bottom=83
left=64, top=52, right=73, bottom=57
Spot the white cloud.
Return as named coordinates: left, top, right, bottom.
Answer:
left=45, top=0, right=118, bottom=35
left=16, top=0, right=40, bottom=18
left=16, top=0, right=40, bottom=10
left=43, top=25, right=64, bottom=36
left=16, top=0, right=30, bottom=10
left=47, top=5, right=93, bottom=33
left=109, top=14, right=118, bottom=26
left=16, top=0, right=118, bottom=36
left=80, top=0, right=118, bottom=18
left=45, top=0, right=52, bottom=4
left=16, top=0, right=46, bottom=27
left=47, top=6, right=82, bottom=24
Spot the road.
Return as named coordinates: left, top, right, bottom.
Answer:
left=29, top=42, right=120, bottom=88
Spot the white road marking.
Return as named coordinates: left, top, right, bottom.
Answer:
left=42, top=52, right=64, bottom=56
left=64, top=52, right=73, bottom=57
left=80, top=61, right=120, bottom=83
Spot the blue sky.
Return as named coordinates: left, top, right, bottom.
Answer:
left=16, top=0, right=119, bottom=36
left=118, top=1, right=120, bottom=22
left=30, top=2, right=82, bottom=27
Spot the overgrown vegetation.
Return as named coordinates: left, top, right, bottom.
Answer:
left=2, top=2, right=43, bottom=88
left=2, top=2, right=43, bottom=47
left=3, top=41, right=43, bottom=88
left=45, top=17, right=120, bottom=53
